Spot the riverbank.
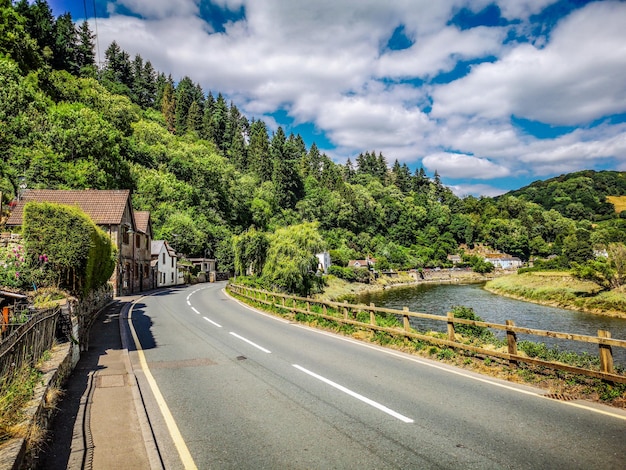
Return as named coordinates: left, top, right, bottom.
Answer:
left=484, top=272, right=626, bottom=319
left=316, top=269, right=500, bottom=302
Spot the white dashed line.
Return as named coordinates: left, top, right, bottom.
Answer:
left=293, top=364, right=414, bottom=423
left=203, top=317, right=222, bottom=328
left=229, top=332, right=271, bottom=353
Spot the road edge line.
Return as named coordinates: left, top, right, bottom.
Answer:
left=128, top=300, right=199, bottom=470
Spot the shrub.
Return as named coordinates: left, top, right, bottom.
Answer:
left=451, top=306, right=496, bottom=342
left=22, top=202, right=116, bottom=296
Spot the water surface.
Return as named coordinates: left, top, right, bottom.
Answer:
left=358, top=282, right=626, bottom=366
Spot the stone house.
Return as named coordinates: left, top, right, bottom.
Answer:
left=5, top=189, right=152, bottom=296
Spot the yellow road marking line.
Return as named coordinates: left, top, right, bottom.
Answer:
left=128, top=302, right=198, bottom=470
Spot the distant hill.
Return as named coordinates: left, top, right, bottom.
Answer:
left=504, top=170, right=626, bottom=221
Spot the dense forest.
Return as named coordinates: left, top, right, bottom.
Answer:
left=2, top=0, right=626, bottom=294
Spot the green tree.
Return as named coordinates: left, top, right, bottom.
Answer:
left=75, top=21, right=95, bottom=75
left=262, top=222, right=325, bottom=295
left=248, top=119, right=272, bottom=181
left=0, top=0, right=41, bottom=71
left=52, top=12, right=77, bottom=72
left=233, top=227, right=269, bottom=276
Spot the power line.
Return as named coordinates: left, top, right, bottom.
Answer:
left=92, top=0, right=101, bottom=67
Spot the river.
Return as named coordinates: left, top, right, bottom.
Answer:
left=357, top=282, right=626, bottom=367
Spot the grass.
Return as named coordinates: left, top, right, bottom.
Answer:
left=0, top=365, right=43, bottom=443
left=607, top=195, right=626, bottom=213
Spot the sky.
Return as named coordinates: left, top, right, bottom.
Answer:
left=47, top=0, right=626, bottom=197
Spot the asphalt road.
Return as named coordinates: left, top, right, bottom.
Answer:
left=125, top=282, right=626, bottom=469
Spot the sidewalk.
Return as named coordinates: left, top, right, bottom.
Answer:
left=38, top=296, right=162, bottom=469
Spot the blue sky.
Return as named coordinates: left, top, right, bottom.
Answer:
left=48, top=0, right=626, bottom=196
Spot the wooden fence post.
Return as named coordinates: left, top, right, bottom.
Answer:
left=370, top=303, right=376, bottom=326
left=506, top=320, right=518, bottom=365
left=447, top=312, right=455, bottom=341
left=306, top=301, right=310, bottom=312
left=598, top=330, right=614, bottom=374
left=323, top=304, right=327, bottom=316
left=343, top=303, right=348, bottom=320
left=403, top=307, right=410, bottom=332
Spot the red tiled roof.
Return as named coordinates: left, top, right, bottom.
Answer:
left=5, top=189, right=131, bottom=226
left=134, top=211, right=151, bottom=234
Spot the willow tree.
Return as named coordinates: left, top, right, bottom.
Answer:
left=262, top=222, right=325, bottom=296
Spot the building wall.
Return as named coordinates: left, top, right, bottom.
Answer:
left=155, top=244, right=178, bottom=287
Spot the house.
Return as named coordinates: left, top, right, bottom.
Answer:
left=484, top=253, right=523, bottom=270
left=5, top=189, right=152, bottom=296
left=151, top=240, right=180, bottom=287
left=316, top=252, right=331, bottom=273
left=447, top=254, right=462, bottom=265
left=348, top=257, right=376, bottom=269
left=188, top=257, right=217, bottom=282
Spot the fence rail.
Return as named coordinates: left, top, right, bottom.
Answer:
left=228, top=284, right=626, bottom=384
left=0, top=306, right=61, bottom=390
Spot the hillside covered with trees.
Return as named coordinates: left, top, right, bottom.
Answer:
left=506, top=170, right=626, bottom=221
left=2, top=0, right=626, bottom=296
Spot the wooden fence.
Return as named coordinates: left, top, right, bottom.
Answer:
left=228, top=284, right=626, bottom=384
left=0, top=306, right=61, bottom=391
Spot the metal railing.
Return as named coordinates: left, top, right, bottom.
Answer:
left=0, top=306, right=61, bottom=391
left=229, top=284, right=626, bottom=384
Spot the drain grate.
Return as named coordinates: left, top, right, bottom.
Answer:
left=544, top=393, right=575, bottom=401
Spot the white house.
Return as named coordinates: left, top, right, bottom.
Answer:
left=484, top=254, right=523, bottom=270
left=316, top=252, right=331, bottom=273
left=151, top=240, right=179, bottom=287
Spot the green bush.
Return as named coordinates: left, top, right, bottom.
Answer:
left=451, top=306, right=496, bottom=342
left=22, top=202, right=116, bottom=296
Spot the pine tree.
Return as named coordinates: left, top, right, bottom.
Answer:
left=153, top=72, right=167, bottom=110
left=52, top=12, right=77, bottom=72
left=248, top=119, right=272, bottom=181
left=186, top=100, right=202, bottom=134
left=161, top=78, right=176, bottom=133
left=102, top=41, right=133, bottom=93
left=272, top=129, right=303, bottom=209
left=174, top=76, right=195, bottom=134
left=344, top=158, right=356, bottom=182
left=75, top=21, right=96, bottom=75
left=142, top=60, right=157, bottom=108
left=307, top=143, right=323, bottom=179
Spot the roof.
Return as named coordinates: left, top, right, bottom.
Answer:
left=151, top=240, right=176, bottom=257
left=134, top=211, right=151, bottom=234
left=348, top=259, right=374, bottom=267
left=5, top=189, right=132, bottom=226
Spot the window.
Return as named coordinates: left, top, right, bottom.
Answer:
left=171, top=257, right=174, bottom=268
left=122, top=226, right=129, bottom=245
left=171, top=272, right=174, bottom=282
left=162, top=253, right=165, bottom=264
left=136, top=234, right=140, bottom=248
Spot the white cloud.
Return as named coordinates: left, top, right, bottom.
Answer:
left=422, top=152, right=510, bottom=179
left=377, top=25, right=506, bottom=79
left=448, top=183, right=509, bottom=198
left=431, top=1, right=626, bottom=126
